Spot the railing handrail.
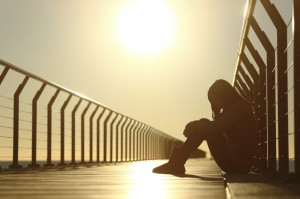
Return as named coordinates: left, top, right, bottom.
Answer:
left=0, top=58, right=176, bottom=140
left=232, top=0, right=256, bottom=85
left=0, top=58, right=203, bottom=169
left=232, top=0, right=299, bottom=177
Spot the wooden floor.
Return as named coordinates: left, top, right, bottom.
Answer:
left=224, top=172, right=300, bottom=199
left=0, top=159, right=226, bottom=199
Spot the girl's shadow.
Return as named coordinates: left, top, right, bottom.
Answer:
left=173, top=173, right=224, bottom=181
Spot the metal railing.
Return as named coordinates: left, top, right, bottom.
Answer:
left=0, top=59, right=188, bottom=169
left=233, top=0, right=299, bottom=178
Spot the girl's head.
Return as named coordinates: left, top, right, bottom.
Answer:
left=208, top=79, right=241, bottom=109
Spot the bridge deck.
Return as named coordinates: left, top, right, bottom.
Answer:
left=0, top=158, right=226, bottom=199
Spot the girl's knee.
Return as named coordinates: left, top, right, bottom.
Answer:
left=199, top=118, right=210, bottom=122
left=188, top=131, right=206, bottom=141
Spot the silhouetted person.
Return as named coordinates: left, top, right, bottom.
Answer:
left=153, top=79, right=257, bottom=174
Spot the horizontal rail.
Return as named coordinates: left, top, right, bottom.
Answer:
left=0, top=59, right=204, bottom=170
left=232, top=0, right=299, bottom=178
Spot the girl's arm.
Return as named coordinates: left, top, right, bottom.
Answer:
left=211, top=104, right=221, bottom=120
left=184, top=100, right=249, bottom=137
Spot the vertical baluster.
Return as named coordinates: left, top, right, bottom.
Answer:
left=70, top=99, right=82, bottom=165
left=125, top=119, right=133, bottom=161
left=142, top=126, right=148, bottom=160
left=294, top=0, right=300, bottom=178
left=260, top=0, right=289, bottom=175
left=0, top=67, right=9, bottom=85
left=129, top=121, right=136, bottom=161
left=0, top=67, right=9, bottom=170
left=45, top=89, right=60, bottom=167
left=110, top=113, right=118, bottom=162
left=81, top=102, right=91, bottom=164
left=137, top=124, right=145, bottom=161
left=103, top=111, right=112, bottom=162
left=58, top=94, right=72, bottom=166
left=135, top=123, right=142, bottom=161
left=244, top=36, right=267, bottom=171
left=115, top=115, right=124, bottom=162
left=145, top=128, right=151, bottom=160
left=10, top=76, right=29, bottom=169
left=29, top=83, right=46, bottom=168
left=132, top=122, right=139, bottom=161
left=120, top=117, right=129, bottom=162
left=96, top=108, right=106, bottom=162
left=90, top=106, right=99, bottom=163
left=249, top=16, right=276, bottom=172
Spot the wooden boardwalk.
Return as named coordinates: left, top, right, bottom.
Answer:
left=225, top=172, right=300, bottom=199
left=0, top=159, right=226, bottom=199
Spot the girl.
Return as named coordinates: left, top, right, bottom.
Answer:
left=153, top=79, right=257, bottom=174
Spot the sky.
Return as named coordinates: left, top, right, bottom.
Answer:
left=0, top=0, right=248, bottom=153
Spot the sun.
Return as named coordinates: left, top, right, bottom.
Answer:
left=116, top=1, right=177, bottom=56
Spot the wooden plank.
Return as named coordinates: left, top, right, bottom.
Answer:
left=0, top=159, right=225, bottom=199
left=225, top=173, right=300, bottom=199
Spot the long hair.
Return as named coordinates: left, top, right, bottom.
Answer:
left=208, top=79, right=242, bottom=107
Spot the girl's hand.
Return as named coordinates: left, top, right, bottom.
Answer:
left=183, top=118, right=210, bottom=137
left=183, top=121, right=198, bottom=137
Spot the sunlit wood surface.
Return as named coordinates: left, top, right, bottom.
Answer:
left=0, top=159, right=225, bottom=199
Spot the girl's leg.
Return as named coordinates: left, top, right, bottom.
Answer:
left=152, top=132, right=204, bottom=174
left=206, top=133, right=239, bottom=173
left=179, top=132, right=204, bottom=163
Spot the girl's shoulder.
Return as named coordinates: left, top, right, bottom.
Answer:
left=235, top=99, right=253, bottom=114
left=227, top=99, right=252, bottom=114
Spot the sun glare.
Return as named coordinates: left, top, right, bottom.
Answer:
left=116, top=0, right=177, bottom=56
left=126, top=161, right=169, bottom=199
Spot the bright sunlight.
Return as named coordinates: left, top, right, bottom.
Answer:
left=116, top=0, right=177, bottom=56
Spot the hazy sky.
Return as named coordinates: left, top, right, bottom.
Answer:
left=0, top=0, right=247, bottom=152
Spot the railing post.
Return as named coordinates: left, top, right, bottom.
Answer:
left=89, top=106, right=99, bottom=163
left=243, top=34, right=268, bottom=171
left=136, top=123, right=142, bottom=161
left=0, top=67, right=7, bottom=170
left=294, top=0, right=300, bottom=177
left=154, top=130, right=158, bottom=159
left=125, top=119, right=133, bottom=161
left=10, top=76, right=29, bottom=169
left=120, top=117, right=129, bottom=162
left=70, top=99, right=82, bottom=165
left=151, top=129, right=155, bottom=160
left=137, top=123, right=144, bottom=161
left=132, top=122, right=139, bottom=161
left=235, top=83, right=247, bottom=99
left=142, top=126, right=148, bottom=160
left=260, top=0, right=289, bottom=175
left=238, top=66, right=255, bottom=96
left=103, top=111, right=113, bottom=162
left=236, top=75, right=251, bottom=98
left=157, top=133, right=161, bottom=159
left=96, top=108, right=106, bottom=162
left=58, top=94, right=72, bottom=166
left=146, top=129, right=151, bottom=160
left=115, top=115, right=124, bottom=162
left=29, top=83, right=46, bottom=168
left=147, top=128, right=153, bottom=160
left=0, top=67, right=9, bottom=85
left=161, top=136, right=165, bottom=159
left=45, top=89, right=60, bottom=167
left=81, top=102, right=91, bottom=164
left=249, top=15, right=276, bottom=172
left=130, top=121, right=137, bottom=161
left=110, top=113, right=118, bottom=162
